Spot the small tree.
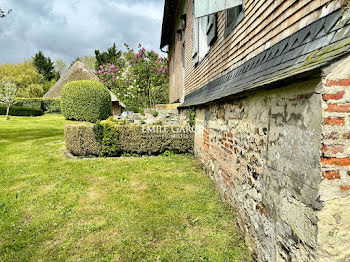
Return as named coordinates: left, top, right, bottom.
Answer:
left=0, top=78, right=17, bottom=120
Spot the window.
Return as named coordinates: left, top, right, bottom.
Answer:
left=192, top=1, right=217, bottom=66
left=224, top=4, right=244, bottom=37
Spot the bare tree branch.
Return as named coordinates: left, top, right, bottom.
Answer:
left=0, top=8, right=12, bottom=19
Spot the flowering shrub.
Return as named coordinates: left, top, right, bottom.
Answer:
left=0, top=78, right=17, bottom=120
left=96, top=44, right=169, bottom=112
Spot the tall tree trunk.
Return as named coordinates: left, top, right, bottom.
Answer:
left=5, top=104, right=10, bottom=120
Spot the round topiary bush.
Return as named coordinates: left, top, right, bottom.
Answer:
left=61, top=80, right=111, bottom=123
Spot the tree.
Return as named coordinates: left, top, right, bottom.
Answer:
left=95, top=43, right=125, bottom=71
left=55, top=59, right=67, bottom=76
left=0, top=8, right=12, bottom=19
left=69, top=56, right=96, bottom=72
left=33, top=51, right=57, bottom=82
left=0, top=78, right=17, bottom=120
left=96, top=44, right=169, bottom=112
left=80, top=55, right=96, bottom=72
left=0, top=60, right=45, bottom=97
left=70, top=57, right=81, bottom=68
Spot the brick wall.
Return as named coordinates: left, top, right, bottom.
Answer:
left=318, top=56, right=350, bottom=261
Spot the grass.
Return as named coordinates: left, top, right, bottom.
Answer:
left=0, top=114, right=250, bottom=261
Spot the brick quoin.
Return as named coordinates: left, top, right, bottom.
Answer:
left=322, top=145, right=344, bottom=154
left=339, top=185, right=350, bottom=191
left=322, top=91, right=345, bottom=101
left=324, top=117, right=345, bottom=126
left=325, top=104, right=350, bottom=113
left=322, top=171, right=341, bottom=180
left=326, top=78, right=350, bottom=86
left=321, top=157, right=350, bottom=166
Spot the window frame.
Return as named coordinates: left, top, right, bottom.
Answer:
left=224, top=3, right=245, bottom=38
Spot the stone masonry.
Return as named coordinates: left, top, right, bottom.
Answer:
left=191, top=56, right=350, bottom=262
left=318, top=56, right=350, bottom=261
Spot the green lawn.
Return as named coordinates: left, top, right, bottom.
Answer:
left=0, top=114, right=250, bottom=261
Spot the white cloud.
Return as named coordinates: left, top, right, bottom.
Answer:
left=0, top=0, right=164, bottom=64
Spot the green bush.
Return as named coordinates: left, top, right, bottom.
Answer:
left=152, top=110, right=159, bottom=117
left=42, top=98, right=61, bottom=113
left=94, top=120, right=121, bottom=157
left=13, top=98, right=61, bottom=113
left=65, top=118, right=194, bottom=157
left=61, top=80, right=111, bottom=123
left=118, top=125, right=193, bottom=155
left=64, top=123, right=102, bottom=156
left=0, top=106, right=43, bottom=117
left=14, top=98, right=42, bottom=110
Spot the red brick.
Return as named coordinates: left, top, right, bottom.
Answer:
left=322, top=171, right=341, bottom=180
left=321, top=145, right=344, bottom=154
left=225, top=149, right=232, bottom=155
left=325, top=104, right=350, bottom=113
left=324, top=117, right=345, bottom=126
left=339, top=185, right=350, bottom=191
left=326, top=79, right=350, bottom=86
left=222, top=173, right=233, bottom=187
left=322, top=91, right=345, bottom=100
left=321, top=157, right=350, bottom=166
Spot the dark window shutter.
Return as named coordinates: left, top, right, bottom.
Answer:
left=207, top=14, right=217, bottom=46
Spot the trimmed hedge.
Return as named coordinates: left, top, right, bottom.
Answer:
left=118, top=125, right=194, bottom=155
left=42, top=98, right=61, bottom=113
left=14, top=98, right=42, bottom=110
left=65, top=119, right=194, bottom=157
left=61, top=80, right=111, bottom=123
left=0, top=106, right=43, bottom=117
left=14, top=98, right=61, bottom=113
left=65, top=123, right=102, bottom=156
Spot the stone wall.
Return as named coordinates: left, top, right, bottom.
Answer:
left=191, top=71, right=350, bottom=261
left=318, top=57, right=350, bottom=262
left=125, top=108, right=189, bottom=126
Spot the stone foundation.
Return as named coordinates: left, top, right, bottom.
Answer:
left=188, top=56, right=350, bottom=261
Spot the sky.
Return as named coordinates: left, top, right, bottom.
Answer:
left=0, top=0, right=165, bottom=65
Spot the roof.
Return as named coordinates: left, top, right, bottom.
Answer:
left=43, top=61, right=126, bottom=107
left=160, top=0, right=178, bottom=49
left=179, top=9, right=350, bottom=108
left=43, top=61, right=99, bottom=98
left=109, top=91, right=126, bottom=108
